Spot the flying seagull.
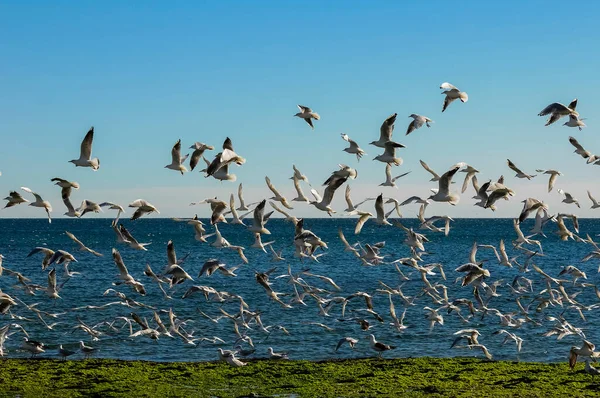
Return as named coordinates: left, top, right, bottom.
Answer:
left=21, top=187, right=52, bottom=223
left=165, top=139, right=189, bottom=175
left=189, top=142, right=214, bottom=171
left=341, top=133, right=366, bottom=161
left=538, top=99, right=578, bottom=126
left=370, top=113, right=397, bottom=148
left=440, top=82, right=468, bottom=112
left=69, top=126, right=100, bottom=170
left=406, top=114, right=433, bottom=135
left=294, top=105, right=320, bottom=129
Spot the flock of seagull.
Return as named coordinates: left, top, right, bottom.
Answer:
left=1, top=82, right=600, bottom=377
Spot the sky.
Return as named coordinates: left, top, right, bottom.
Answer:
left=1, top=1, right=600, bottom=220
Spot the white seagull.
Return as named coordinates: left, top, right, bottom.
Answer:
left=428, top=165, right=461, bottom=205
left=129, top=199, right=159, bottom=220
left=69, top=126, right=100, bottom=170
left=294, top=105, right=320, bottom=129
left=538, top=99, right=578, bottom=126
left=564, top=114, right=586, bottom=131
left=380, top=164, right=410, bottom=188
left=341, top=133, right=366, bottom=161
left=165, top=139, right=189, bottom=175
left=440, top=82, right=468, bottom=112
left=373, top=141, right=405, bottom=166
left=406, top=114, right=433, bottom=135
left=21, top=187, right=52, bottom=223
left=370, top=113, right=397, bottom=148
left=189, top=142, right=214, bottom=171
left=535, top=169, right=562, bottom=192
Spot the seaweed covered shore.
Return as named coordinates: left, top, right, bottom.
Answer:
left=0, top=357, right=599, bottom=397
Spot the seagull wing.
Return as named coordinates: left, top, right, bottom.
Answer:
left=112, top=248, right=129, bottom=277
left=420, top=160, right=440, bottom=179
left=171, top=139, right=182, bottom=165
left=80, top=127, right=94, bottom=160
left=379, top=113, right=397, bottom=142
left=538, top=102, right=569, bottom=116
left=265, top=176, right=281, bottom=197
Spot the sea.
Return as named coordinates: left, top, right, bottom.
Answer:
left=0, top=217, right=597, bottom=363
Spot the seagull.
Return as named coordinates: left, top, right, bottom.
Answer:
left=99, top=202, right=125, bottom=219
left=78, top=199, right=102, bottom=217
left=569, top=340, right=599, bottom=369
left=0, top=324, right=8, bottom=357
left=354, top=211, right=373, bottom=235
left=46, top=268, right=60, bottom=299
left=269, top=245, right=285, bottom=262
left=538, top=99, right=578, bottom=126
left=564, top=114, right=586, bottom=131
left=310, top=176, right=347, bottom=216
left=440, top=82, right=468, bottom=112
left=406, top=114, right=433, bottom=135
left=419, top=160, right=443, bottom=182
left=290, top=165, right=310, bottom=185
left=368, top=334, right=395, bottom=358
left=557, top=189, right=580, bottom=208
left=228, top=194, right=246, bottom=225
left=236, top=183, right=251, bottom=210
left=21, top=187, right=52, bottom=223
left=129, top=199, right=159, bottom=220
left=428, top=165, right=461, bottom=205
left=111, top=248, right=146, bottom=295
left=248, top=199, right=271, bottom=234
left=22, top=338, right=45, bottom=358
left=291, top=176, right=309, bottom=202
left=267, top=347, right=289, bottom=360
left=48, top=249, right=77, bottom=266
left=3, top=191, right=28, bottom=209
left=380, top=164, right=410, bottom=188
left=52, top=178, right=81, bottom=217
left=65, top=231, right=103, bottom=257
left=373, top=141, right=405, bottom=166
left=341, top=133, right=366, bottom=161
left=507, top=159, right=535, bottom=180
left=569, top=136, right=596, bottom=163
left=27, top=247, right=55, bottom=270
left=373, top=194, right=392, bottom=226
left=269, top=201, right=298, bottom=224
left=217, top=348, right=246, bottom=367
left=493, top=330, right=523, bottom=353
left=335, top=337, right=359, bottom=352
left=585, top=360, right=600, bottom=380
left=460, top=165, right=479, bottom=193
left=324, top=164, right=358, bottom=184
left=535, top=169, right=562, bottom=192
left=370, top=113, right=397, bottom=148
left=79, top=341, right=97, bottom=359
left=265, top=176, right=293, bottom=209
left=518, top=198, right=547, bottom=224
left=119, top=224, right=150, bottom=250
left=588, top=191, right=600, bottom=209
left=51, top=177, right=80, bottom=191
left=69, top=126, right=100, bottom=170
left=251, top=233, right=275, bottom=252
left=294, top=105, right=320, bottom=129
left=165, top=139, right=189, bottom=175
left=205, top=137, right=246, bottom=178
left=58, top=344, right=76, bottom=360
left=189, top=142, right=214, bottom=171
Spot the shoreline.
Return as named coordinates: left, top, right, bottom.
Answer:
left=0, top=357, right=597, bottom=397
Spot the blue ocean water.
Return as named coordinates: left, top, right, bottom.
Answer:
left=0, top=217, right=598, bottom=363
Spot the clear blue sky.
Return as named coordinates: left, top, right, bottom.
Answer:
left=1, top=1, right=599, bottom=219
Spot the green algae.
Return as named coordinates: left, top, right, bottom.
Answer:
left=0, top=357, right=599, bottom=397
